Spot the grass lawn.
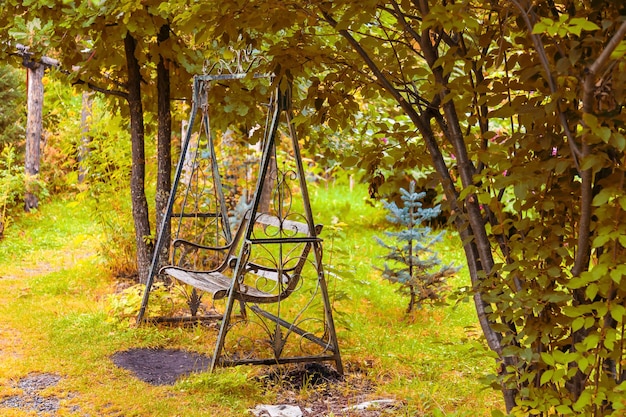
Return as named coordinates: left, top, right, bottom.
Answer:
left=0, top=182, right=504, bottom=416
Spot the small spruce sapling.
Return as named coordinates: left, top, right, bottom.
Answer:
left=374, top=181, right=458, bottom=312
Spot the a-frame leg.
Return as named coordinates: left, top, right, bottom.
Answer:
left=311, top=240, right=344, bottom=374
left=208, top=80, right=343, bottom=374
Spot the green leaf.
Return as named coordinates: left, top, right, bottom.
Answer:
left=610, top=267, right=623, bottom=284
left=566, top=271, right=597, bottom=289
left=604, top=328, right=617, bottom=350
left=597, top=126, right=611, bottom=143
left=582, top=113, right=598, bottom=129
left=556, top=404, right=573, bottom=415
left=540, top=369, right=554, bottom=385
left=592, top=188, right=612, bottom=206
left=532, top=18, right=554, bottom=35
left=541, top=352, right=555, bottom=366
left=547, top=266, right=561, bottom=277
left=572, top=317, right=585, bottom=332
left=611, top=40, right=626, bottom=60
left=592, top=234, right=611, bottom=248
left=458, top=184, right=477, bottom=201
left=569, top=18, right=601, bottom=32
left=585, top=283, right=598, bottom=300
left=591, top=264, right=608, bottom=280
left=573, top=390, right=591, bottom=412
left=562, top=306, right=582, bottom=317
left=580, top=154, right=605, bottom=171
left=610, top=132, right=626, bottom=150
left=341, top=155, right=359, bottom=168
left=610, top=304, right=626, bottom=322
left=583, top=333, right=600, bottom=350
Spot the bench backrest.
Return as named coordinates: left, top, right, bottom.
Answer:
left=232, top=213, right=323, bottom=304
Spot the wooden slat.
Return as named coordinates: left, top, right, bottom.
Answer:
left=163, top=267, right=231, bottom=299
left=246, top=267, right=282, bottom=283
left=162, top=267, right=276, bottom=301
left=171, top=212, right=221, bottom=218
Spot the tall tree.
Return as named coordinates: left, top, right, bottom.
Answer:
left=123, top=31, right=153, bottom=281
left=155, top=23, right=172, bottom=267
left=179, top=0, right=626, bottom=413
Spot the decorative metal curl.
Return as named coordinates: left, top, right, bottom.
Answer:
left=203, top=45, right=269, bottom=77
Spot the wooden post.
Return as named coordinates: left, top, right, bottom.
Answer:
left=17, top=44, right=58, bottom=212
left=24, top=62, right=44, bottom=212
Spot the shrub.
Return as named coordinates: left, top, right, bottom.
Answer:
left=0, top=145, right=25, bottom=237
left=0, top=64, right=26, bottom=150
left=374, top=181, right=458, bottom=312
left=106, top=282, right=187, bottom=325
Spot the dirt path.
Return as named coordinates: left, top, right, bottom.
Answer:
left=0, top=236, right=99, bottom=416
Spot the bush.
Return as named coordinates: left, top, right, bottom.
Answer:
left=0, top=64, right=26, bottom=150
left=0, top=145, right=25, bottom=236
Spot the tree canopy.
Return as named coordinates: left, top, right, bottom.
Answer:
left=3, top=0, right=626, bottom=414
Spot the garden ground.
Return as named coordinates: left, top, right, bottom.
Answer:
left=0, top=186, right=503, bottom=416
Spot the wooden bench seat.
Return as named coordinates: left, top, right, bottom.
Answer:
left=161, top=266, right=276, bottom=301
left=160, top=213, right=322, bottom=304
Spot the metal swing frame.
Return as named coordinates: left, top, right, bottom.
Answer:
left=137, top=75, right=343, bottom=375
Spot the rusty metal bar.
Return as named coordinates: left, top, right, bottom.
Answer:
left=217, top=355, right=339, bottom=367
left=249, top=305, right=336, bottom=352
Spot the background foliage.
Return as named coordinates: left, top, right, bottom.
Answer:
left=0, top=64, right=25, bottom=150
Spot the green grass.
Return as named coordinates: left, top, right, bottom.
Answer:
left=0, top=185, right=504, bottom=416
left=312, top=180, right=502, bottom=414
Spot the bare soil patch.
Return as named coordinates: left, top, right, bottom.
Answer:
left=262, top=363, right=401, bottom=416
left=112, top=347, right=212, bottom=385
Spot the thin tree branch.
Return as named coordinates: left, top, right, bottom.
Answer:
left=508, top=0, right=583, bottom=169
left=389, top=0, right=423, bottom=46
left=72, top=78, right=129, bottom=99
left=583, top=21, right=626, bottom=111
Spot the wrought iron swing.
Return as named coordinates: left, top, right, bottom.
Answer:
left=137, top=75, right=343, bottom=374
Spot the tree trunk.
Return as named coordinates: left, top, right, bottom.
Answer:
left=78, top=91, right=93, bottom=183
left=124, top=32, right=152, bottom=283
left=156, top=24, right=172, bottom=267
left=24, top=62, right=44, bottom=212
